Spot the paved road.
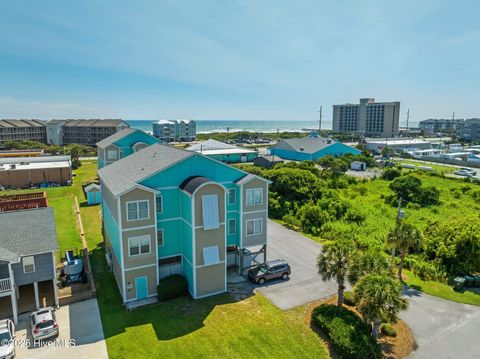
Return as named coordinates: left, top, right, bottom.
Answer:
left=254, top=220, right=338, bottom=310
left=401, top=287, right=480, bottom=359
left=15, top=299, right=107, bottom=359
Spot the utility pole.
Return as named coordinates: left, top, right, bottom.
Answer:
left=390, top=198, right=405, bottom=264
left=317, top=106, right=322, bottom=135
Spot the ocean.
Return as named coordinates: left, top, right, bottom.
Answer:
left=125, top=119, right=333, bottom=134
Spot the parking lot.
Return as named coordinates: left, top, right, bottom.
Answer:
left=14, top=299, right=107, bottom=359
left=253, top=220, right=339, bottom=310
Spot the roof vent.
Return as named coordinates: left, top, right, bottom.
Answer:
left=300, top=147, right=304, bottom=151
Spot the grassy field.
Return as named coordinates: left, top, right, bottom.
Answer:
left=404, top=270, right=480, bottom=306
left=3, top=161, right=328, bottom=358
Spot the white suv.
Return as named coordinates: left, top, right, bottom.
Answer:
left=0, top=319, right=15, bottom=359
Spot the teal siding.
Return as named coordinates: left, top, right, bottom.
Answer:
left=115, top=131, right=160, bottom=150
left=102, top=201, right=122, bottom=263
left=226, top=211, right=240, bottom=246
left=272, top=142, right=360, bottom=161
left=157, top=219, right=182, bottom=258
left=87, top=191, right=101, bottom=205
left=224, top=183, right=239, bottom=212
left=180, top=191, right=192, bottom=224
left=98, top=159, right=106, bottom=168
left=181, top=221, right=193, bottom=263
left=206, top=152, right=257, bottom=163
left=140, top=155, right=245, bottom=188
left=182, top=258, right=194, bottom=296
left=157, top=189, right=181, bottom=221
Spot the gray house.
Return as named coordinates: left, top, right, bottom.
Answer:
left=0, top=207, right=58, bottom=324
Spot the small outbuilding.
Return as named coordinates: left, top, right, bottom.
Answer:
left=253, top=155, right=284, bottom=169
left=187, top=139, right=258, bottom=163
left=84, top=183, right=101, bottom=205
left=270, top=137, right=360, bottom=161
left=350, top=161, right=366, bottom=171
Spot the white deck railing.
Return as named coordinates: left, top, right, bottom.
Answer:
left=0, top=278, right=12, bottom=293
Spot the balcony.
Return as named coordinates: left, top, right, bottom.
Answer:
left=0, top=278, right=12, bottom=293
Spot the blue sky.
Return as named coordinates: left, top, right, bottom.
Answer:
left=0, top=0, right=479, bottom=124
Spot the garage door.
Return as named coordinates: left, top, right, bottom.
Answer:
left=158, top=256, right=182, bottom=280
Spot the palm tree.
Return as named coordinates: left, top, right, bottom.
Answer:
left=387, top=221, right=423, bottom=281
left=354, top=274, right=408, bottom=338
left=348, top=248, right=391, bottom=285
left=317, top=236, right=356, bottom=306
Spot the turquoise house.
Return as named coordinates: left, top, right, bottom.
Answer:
left=98, top=143, right=269, bottom=303
left=96, top=128, right=161, bottom=168
left=187, top=139, right=258, bottom=163
left=270, top=137, right=360, bottom=161
left=84, top=183, right=101, bottom=205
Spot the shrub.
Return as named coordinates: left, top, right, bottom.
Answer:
left=353, top=185, right=368, bottom=196
left=297, top=203, right=332, bottom=235
left=344, top=207, right=366, bottom=224
left=417, top=186, right=440, bottom=206
left=382, top=168, right=401, bottom=181
left=381, top=323, right=397, bottom=337
left=157, top=275, right=187, bottom=301
left=343, top=291, right=357, bottom=306
left=312, top=304, right=382, bottom=359
left=471, top=190, right=480, bottom=201
left=282, top=213, right=300, bottom=230
left=460, top=185, right=472, bottom=194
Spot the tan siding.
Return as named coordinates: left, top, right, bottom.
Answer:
left=120, top=188, right=155, bottom=229
left=242, top=211, right=267, bottom=247
left=122, top=227, right=157, bottom=269
left=104, top=234, right=123, bottom=294
left=194, top=183, right=225, bottom=226
left=196, top=263, right=225, bottom=297
left=195, top=227, right=225, bottom=265
left=101, top=179, right=118, bottom=220
left=124, top=266, right=158, bottom=301
left=242, top=178, right=268, bottom=212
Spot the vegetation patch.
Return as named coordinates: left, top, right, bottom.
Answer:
left=157, top=274, right=188, bottom=301
left=312, top=304, right=382, bottom=359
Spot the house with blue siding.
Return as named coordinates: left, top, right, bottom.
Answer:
left=270, top=137, right=360, bottom=161
left=96, top=128, right=161, bottom=168
left=98, top=143, right=269, bottom=303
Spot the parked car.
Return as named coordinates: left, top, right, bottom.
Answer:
left=454, top=168, right=477, bottom=177
left=30, top=307, right=59, bottom=341
left=248, top=259, right=291, bottom=284
left=0, top=319, right=15, bottom=359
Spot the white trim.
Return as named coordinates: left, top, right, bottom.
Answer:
left=266, top=187, right=269, bottom=247
left=246, top=188, right=263, bottom=206
left=157, top=228, right=164, bottom=247
left=226, top=209, right=239, bottom=214
left=194, top=289, right=227, bottom=299
left=126, top=199, right=150, bottom=222
left=132, top=141, right=148, bottom=152
left=191, top=196, right=197, bottom=298
left=115, top=183, right=160, bottom=198
left=239, top=184, right=243, bottom=248
left=51, top=252, right=59, bottom=307
left=124, top=293, right=158, bottom=303
left=153, top=193, right=159, bottom=286
left=117, top=196, right=127, bottom=303
left=124, top=263, right=157, bottom=272
left=191, top=181, right=228, bottom=196
left=127, top=235, right=152, bottom=257
left=155, top=186, right=178, bottom=191
left=246, top=218, right=263, bottom=237
left=121, top=224, right=156, bottom=232
left=224, top=189, right=228, bottom=293
left=243, top=209, right=267, bottom=215
left=159, top=253, right=183, bottom=260
left=195, top=260, right=226, bottom=269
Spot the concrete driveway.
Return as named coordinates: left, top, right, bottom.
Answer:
left=401, top=287, right=480, bottom=359
left=253, top=220, right=338, bottom=310
left=15, top=299, right=107, bottom=359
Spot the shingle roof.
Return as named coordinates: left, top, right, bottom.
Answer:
left=96, top=128, right=137, bottom=148
left=188, top=139, right=237, bottom=152
left=98, top=143, right=194, bottom=197
left=272, top=137, right=338, bottom=154
left=0, top=207, right=58, bottom=261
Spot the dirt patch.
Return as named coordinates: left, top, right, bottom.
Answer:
left=306, top=295, right=416, bottom=359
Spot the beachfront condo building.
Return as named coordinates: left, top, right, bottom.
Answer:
left=332, top=98, right=400, bottom=137
left=152, top=119, right=196, bottom=142
left=0, top=119, right=47, bottom=144
left=98, top=142, right=269, bottom=303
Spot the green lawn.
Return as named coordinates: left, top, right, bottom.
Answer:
left=404, top=270, right=480, bottom=306
left=396, top=159, right=457, bottom=174
left=48, top=197, right=81, bottom=255
left=65, top=162, right=330, bottom=359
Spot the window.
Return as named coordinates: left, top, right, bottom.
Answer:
left=202, top=194, right=219, bottom=230
left=156, top=195, right=163, bottom=213
left=228, top=218, right=236, bottom=235
left=246, top=188, right=263, bottom=206
left=228, top=189, right=236, bottom=205
left=203, top=245, right=220, bottom=265
left=246, top=218, right=262, bottom=236
left=128, top=235, right=151, bottom=256
left=127, top=200, right=149, bottom=221
left=107, top=150, right=117, bottom=160
left=157, top=228, right=164, bottom=246
left=23, top=256, right=35, bottom=273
